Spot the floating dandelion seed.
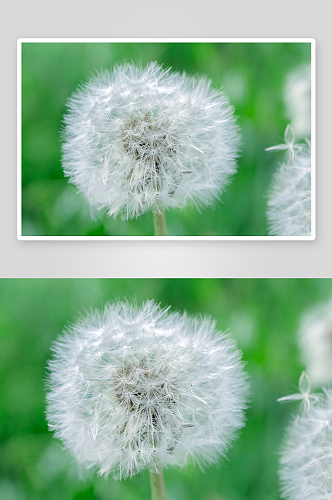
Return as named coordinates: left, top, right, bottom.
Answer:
left=266, top=126, right=311, bottom=236
left=61, top=62, right=240, bottom=231
left=266, top=125, right=303, bottom=163
left=278, top=372, right=318, bottom=413
left=45, top=300, right=249, bottom=486
left=279, top=375, right=332, bottom=500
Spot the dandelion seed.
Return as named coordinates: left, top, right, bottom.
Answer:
left=266, top=125, right=302, bottom=162
left=45, top=300, right=249, bottom=483
left=61, top=62, right=240, bottom=232
left=279, top=376, right=332, bottom=500
left=278, top=372, right=318, bottom=413
left=266, top=127, right=311, bottom=236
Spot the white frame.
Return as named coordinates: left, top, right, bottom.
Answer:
left=17, top=38, right=316, bottom=241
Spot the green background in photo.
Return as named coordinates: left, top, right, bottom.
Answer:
left=0, top=278, right=330, bottom=499
left=21, top=42, right=311, bottom=236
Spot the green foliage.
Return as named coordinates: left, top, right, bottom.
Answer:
left=21, top=42, right=311, bottom=236
left=0, top=278, right=330, bottom=499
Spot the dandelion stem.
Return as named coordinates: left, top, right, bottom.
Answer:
left=149, top=465, right=166, bottom=500
left=153, top=206, right=167, bottom=236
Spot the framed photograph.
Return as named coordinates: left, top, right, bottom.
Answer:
left=18, top=39, right=315, bottom=240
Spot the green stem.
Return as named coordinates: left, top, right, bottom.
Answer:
left=153, top=206, right=167, bottom=236
left=149, top=465, right=166, bottom=500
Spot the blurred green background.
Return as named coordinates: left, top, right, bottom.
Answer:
left=0, top=278, right=331, bottom=500
left=21, top=42, right=311, bottom=236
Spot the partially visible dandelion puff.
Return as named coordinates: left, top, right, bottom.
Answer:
left=61, top=62, right=241, bottom=225
left=266, top=126, right=311, bottom=236
left=279, top=376, right=332, bottom=500
left=284, top=64, right=311, bottom=139
left=45, top=300, right=249, bottom=481
left=299, top=299, right=332, bottom=388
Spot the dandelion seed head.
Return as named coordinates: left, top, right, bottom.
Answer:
left=61, top=62, right=240, bottom=219
left=279, top=386, right=332, bottom=500
left=266, top=129, right=311, bottom=236
left=46, top=300, right=249, bottom=479
left=299, top=300, right=332, bottom=388
left=284, top=64, right=311, bottom=139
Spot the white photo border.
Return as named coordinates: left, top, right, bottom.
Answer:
left=17, top=38, right=316, bottom=241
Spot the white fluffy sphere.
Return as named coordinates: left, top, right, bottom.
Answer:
left=279, top=388, right=332, bottom=500
left=299, top=300, right=332, bottom=388
left=267, top=141, right=311, bottom=236
left=61, top=62, right=240, bottom=219
left=46, top=300, right=249, bottom=479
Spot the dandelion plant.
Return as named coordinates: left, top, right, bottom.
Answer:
left=61, top=62, right=240, bottom=235
left=299, top=300, right=332, bottom=388
left=266, top=125, right=311, bottom=236
left=46, top=300, right=249, bottom=499
left=278, top=373, right=332, bottom=500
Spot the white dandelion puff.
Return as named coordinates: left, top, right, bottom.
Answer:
left=299, top=299, right=332, bottom=388
left=279, top=378, right=332, bottom=500
left=266, top=126, right=311, bottom=236
left=61, top=61, right=240, bottom=221
left=284, top=65, right=311, bottom=139
left=45, top=300, right=249, bottom=480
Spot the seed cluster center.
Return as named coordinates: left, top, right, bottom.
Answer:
left=122, top=115, right=177, bottom=173
left=114, top=360, right=176, bottom=419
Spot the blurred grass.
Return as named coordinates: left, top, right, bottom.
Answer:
left=21, top=42, right=311, bottom=236
left=1, top=278, right=331, bottom=500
